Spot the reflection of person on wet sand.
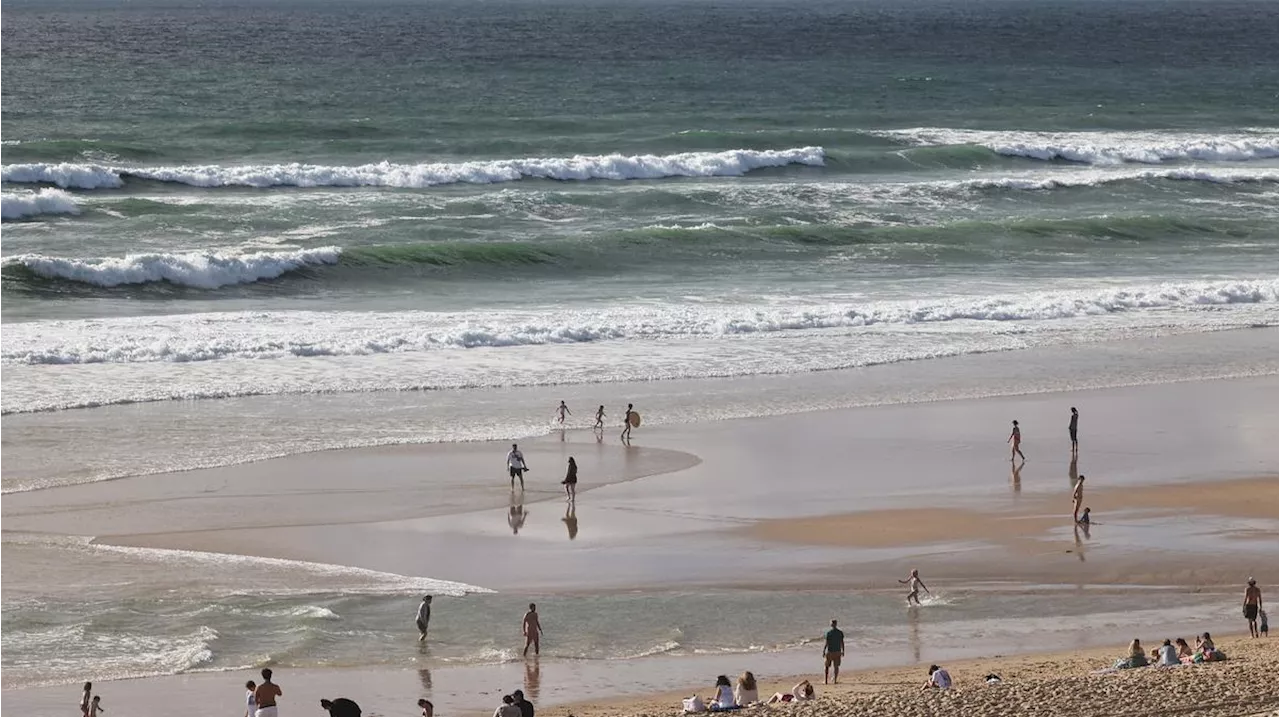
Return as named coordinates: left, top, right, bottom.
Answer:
left=899, top=569, right=930, bottom=605
left=524, top=657, right=541, bottom=703
left=1069, top=454, right=1078, bottom=486
left=1010, top=460, right=1022, bottom=494
left=1072, top=522, right=1088, bottom=562
left=562, top=503, right=578, bottom=540
left=1072, top=474, right=1086, bottom=522
left=508, top=494, right=528, bottom=534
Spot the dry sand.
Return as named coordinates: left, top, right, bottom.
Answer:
left=556, top=635, right=1279, bottom=717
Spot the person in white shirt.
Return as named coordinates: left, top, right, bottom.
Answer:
left=706, top=675, right=735, bottom=710
left=734, top=671, right=758, bottom=706
left=245, top=680, right=257, bottom=717
left=922, top=664, right=951, bottom=690
left=506, top=444, right=529, bottom=490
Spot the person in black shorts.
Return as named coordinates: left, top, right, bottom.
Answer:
left=822, top=619, right=844, bottom=684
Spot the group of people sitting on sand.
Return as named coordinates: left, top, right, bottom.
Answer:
left=1113, top=633, right=1227, bottom=669
left=683, top=673, right=815, bottom=712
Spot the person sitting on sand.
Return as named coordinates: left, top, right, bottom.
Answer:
left=1115, top=638, right=1149, bottom=669
left=320, top=698, right=362, bottom=717
left=1157, top=639, right=1180, bottom=666
left=493, top=694, right=521, bottom=717
left=1175, top=638, right=1195, bottom=663
left=922, top=664, right=952, bottom=690
left=706, top=675, right=737, bottom=711
left=734, top=672, right=758, bottom=706
left=1195, top=632, right=1224, bottom=662
left=767, top=681, right=814, bottom=704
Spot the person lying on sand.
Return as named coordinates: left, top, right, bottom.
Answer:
left=767, top=681, right=814, bottom=703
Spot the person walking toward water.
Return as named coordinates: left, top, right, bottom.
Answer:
left=1072, top=475, right=1086, bottom=522
left=254, top=668, right=282, bottom=717
left=507, top=443, right=529, bottom=490
left=245, top=681, right=257, bottom=717
left=561, top=456, right=578, bottom=501
left=555, top=401, right=571, bottom=425
left=88, top=696, right=105, bottom=717
left=1069, top=407, right=1079, bottom=454
left=522, top=603, right=543, bottom=656
left=81, top=682, right=92, bottom=717
left=621, top=404, right=636, bottom=442
left=594, top=405, right=605, bottom=429
left=1008, top=420, right=1025, bottom=461
left=416, top=595, right=432, bottom=642
left=822, top=619, right=844, bottom=685
left=1244, top=578, right=1263, bottom=637
left=900, top=569, right=930, bottom=605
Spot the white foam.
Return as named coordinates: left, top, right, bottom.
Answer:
left=1, top=147, right=825, bottom=190
left=3, top=246, right=343, bottom=289
left=953, top=166, right=1280, bottom=191
left=1, top=188, right=82, bottom=220
left=876, top=128, right=1280, bottom=165
left=3, top=278, right=1274, bottom=366
left=88, top=541, right=493, bottom=595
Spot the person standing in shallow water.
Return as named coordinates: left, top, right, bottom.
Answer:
left=555, top=401, right=571, bottom=425
left=1068, top=407, right=1079, bottom=454
left=1008, top=420, right=1025, bottom=461
left=522, top=603, right=543, bottom=656
left=416, top=595, right=432, bottom=642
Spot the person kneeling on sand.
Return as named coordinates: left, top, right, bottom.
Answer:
left=921, top=665, right=952, bottom=690
left=767, top=681, right=815, bottom=704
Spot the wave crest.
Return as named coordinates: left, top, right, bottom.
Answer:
left=1, top=147, right=825, bottom=190
left=1, top=188, right=82, bottom=220
left=2, top=247, right=343, bottom=289
left=878, top=128, right=1279, bottom=165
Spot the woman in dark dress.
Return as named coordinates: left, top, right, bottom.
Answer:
left=561, top=456, right=578, bottom=500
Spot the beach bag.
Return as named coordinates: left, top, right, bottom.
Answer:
left=683, top=696, right=706, bottom=713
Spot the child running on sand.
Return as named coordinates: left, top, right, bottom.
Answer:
left=555, top=401, right=571, bottom=425
left=594, top=405, right=605, bottom=429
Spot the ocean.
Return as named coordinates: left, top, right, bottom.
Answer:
left=2, top=0, right=1277, bottom=700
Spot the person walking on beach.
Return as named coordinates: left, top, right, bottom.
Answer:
left=522, top=603, right=543, bottom=656
left=1244, top=578, right=1263, bottom=637
left=507, top=443, right=529, bottom=491
left=621, top=404, right=636, bottom=442
left=822, top=619, right=844, bottom=684
left=254, top=668, right=282, bottom=717
left=416, top=595, right=433, bottom=642
left=900, top=569, right=930, bottom=605
left=593, top=405, right=606, bottom=430
left=561, top=456, right=578, bottom=501
left=88, top=696, right=105, bottom=717
left=80, top=682, right=92, bottom=717
left=1068, top=407, right=1079, bottom=454
left=245, top=680, right=257, bottom=717
left=1072, top=475, right=1086, bottom=523
left=555, top=401, right=571, bottom=425
left=1008, top=420, right=1025, bottom=461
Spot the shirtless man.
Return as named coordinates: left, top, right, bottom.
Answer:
left=1008, top=420, right=1025, bottom=461
left=593, top=405, right=606, bottom=430
left=899, top=569, right=930, bottom=605
left=621, top=404, right=635, bottom=442
left=522, top=603, right=543, bottom=656
left=555, top=401, right=571, bottom=425
left=1072, top=475, right=1086, bottom=523
left=1244, top=578, right=1263, bottom=638
left=416, top=595, right=432, bottom=642
left=254, top=668, right=282, bottom=717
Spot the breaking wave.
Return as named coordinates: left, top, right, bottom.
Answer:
left=0, top=147, right=825, bottom=190
left=1, top=247, right=342, bottom=289
left=878, top=128, right=1279, bottom=165
left=1, top=188, right=81, bottom=220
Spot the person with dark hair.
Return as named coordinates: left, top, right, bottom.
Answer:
left=823, top=619, right=844, bottom=685
left=1008, top=420, right=1025, bottom=461
left=1244, top=578, right=1263, bottom=637
left=922, top=664, right=951, bottom=690
left=506, top=444, right=529, bottom=491
left=245, top=680, right=257, bottom=717
left=1068, top=407, right=1079, bottom=454
left=511, top=689, right=535, bottom=717
left=707, top=675, right=736, bottom=710
left=254, top=668, right=282, bottom=717
left=81, top=682, right=92, bottom=717
left=493, top=694, right=521, bottom=717
left=522, top=603, right=543, bottom=656
left=320, top=698, right=361, bottom=717
left=417, top=698, right=434, bottom=717
left=416, top=595, right=433, bottom=642
left=561, top=457, right=578, bottom=501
